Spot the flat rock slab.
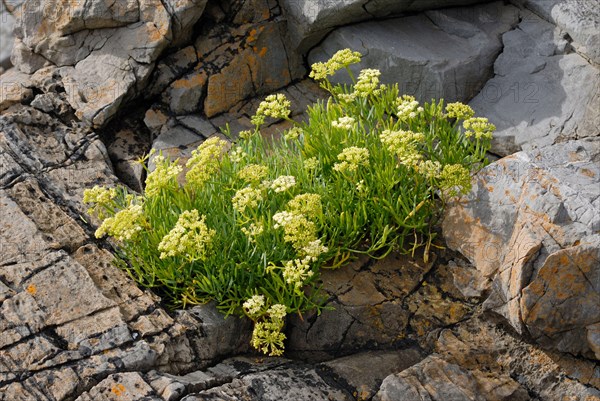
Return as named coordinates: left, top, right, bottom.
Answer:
left=469, top=10, right=599, bottom=156
left=443, top=139, right=600, bottom=358
left=309, top=2, right=519, bottom=103
left=512, top=0, right=600, bottom=64
left=280, top=0, right=491, bottom=53
left=0, top=105, right=250, bottom=400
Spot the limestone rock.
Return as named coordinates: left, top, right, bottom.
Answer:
left=0, top=68, right=33, bottom=112
left=443, top=140, right=600, bottom=358
left=309, top=2, right=520, bottom=103
left=12, top=0, right=209, bottom=127
left=280, top=0, right=493, bottom=53
left=319, top=350, right=425, bottom=401
left=0, top=4, right=16, bottom=70
left=512, top=0, right=600, bottom=64
left=286, top=253, right=435, bottom=358
left=469, top=11, right=599, bottom=156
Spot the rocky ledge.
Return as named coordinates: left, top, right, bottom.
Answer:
left=0, top=0, right=598, bottom=400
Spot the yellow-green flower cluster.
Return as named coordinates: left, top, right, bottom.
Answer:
left=379, top=130, right=424, bottom=166
left=463, top=117, right=495, bottom=139
left=145, top=155, right=183, bottom=198
left=270, top=175, right=296, bottom=192
left=333, top=146, right=370, bottom=172
left=239, top=130, right=254, bottom=140
left=354, top=68, right=381, bottom=97
left=273, top=211, right=318, bottom=250
left=309, top=49, right=362, bottom=80
left=251, top=307, right=287, bottom=356
left=84, top=185, right=118, bottom=218
left=287, top=193, right=322, bottom=219
left=229, top=146, right=247, bottom=163
left=243, top=294, right=265, bottom=317
left=282, top=256, right=315, bottom=289
left=186, top=137, right=229, bottom=187
left=243, top=295, right=287, bottom=356
left=416, top=160, right=442, bottom=179
left=157, top=209, right=215, bottom=260
left=238, top=164, right=269, bottom=184
left=439, top=164, right=472, bottom=196
left=331, top=116, right=355, bottom=130
left=251, top=94, right=291, bottom=126
left=241, top=221, right=264, bottom=243
left=445, top=102, right=474, bottom=120
left=396, top=95, right=424, bottom=120
left=300, top=239, right=329, bottom=260
left=284, top=127, right=303, bottom=140
left=232, top=187, right=263, bottom=214
left=95, top=204, right=145, bottom=241
left=303, top=157, right=319, bottom=171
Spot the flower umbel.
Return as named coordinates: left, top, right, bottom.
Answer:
left=331, top=116, right=356, bottom=130
left=333, top=146, right=370, bottom=173
left=232, top=187, right=263, bottom=214
left=439, top=164, right=472, bottom=197
left=95, top=204, right=145, bottom=241
left=463, top=117, right=495, bottom=139
left=287, top=193, right=322, bottom=219
left=243, top=294, right=265, bottom=317
left=396, top=95, right=424, bottom=121
left=157, top=209, right=215, bottom=260
left=238, top=164, right=269, bottom=184
left=251, top=94, right=291, bottom=126
left=270, top=175, right=296, bottom=192
left=145, top=155, right=183, bottom=198
left=445, top=102, right=475, bottom=121
left=186, top=137, right=229, bottom=187
left=354, top=68, right=381, bottom=97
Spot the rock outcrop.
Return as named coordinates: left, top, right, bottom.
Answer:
left=469, top=10, right=599, bottom=156
left=309, top=2, right=520, bottom=103
left=279, top=0, right=491, bottom=53
left=443, top=139, right=600, bottom=359
left=1, top=0, right=599, bottom=399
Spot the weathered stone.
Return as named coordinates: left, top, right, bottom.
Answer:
left=281, top=0, right=496, bottom=53
left=433, top=318, right=600, bottom=400
left=287, top=253, right=433, bottom=358
left=183, top=360, right=351, bottom=401
left=0, top=68, right=32, bottom=111
left=512, top=0, right=600, bottom=64
left=469, top=11, right=599, bottom=156
left=0, top=5, right=16, bottom=70
left=75, top=372, right=161, bottom=401
left=319, top=349, right=425, bottom=400
left=106, top=125, right=150, bottom=192
left=374, top=354, right=528, bottom=401
left=175, top=302, right=252, bottom=369
left=309, top=2, right=519, bottom=103
left=12, top=0, right=209, bottom=127
left=443, top=140, right=600, bottom=358
left=165, top=70, right=208, bottom=115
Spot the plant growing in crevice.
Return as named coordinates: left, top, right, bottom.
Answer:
left=84, top=49, right=494, bottom=356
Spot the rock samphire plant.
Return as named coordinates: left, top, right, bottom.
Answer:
left=84, top=49, right=494, bottom=356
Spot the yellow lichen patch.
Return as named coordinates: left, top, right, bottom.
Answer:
left=580, top=168, right=596, bottom=178
left=258, top=47, right=268, bottom=57
left=26, top=284, right=37, bottom=295
left=171, top=71, right=207, bottom=90
left=111, top=383, right=126, bottom=396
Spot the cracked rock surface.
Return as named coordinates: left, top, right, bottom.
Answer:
left=469, top=9, right=599, bottom=156
left=443, top=139, right=600, bottom=359
left=308, top=2, right=520, bottom=104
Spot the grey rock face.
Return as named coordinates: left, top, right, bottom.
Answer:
left=0, top=105, right=253, bottom=399
left=512, top=0, right=600, bottom=64
left=11, top=0, right=209, bottom=127
left=280, top=0, right=492, bottom=53
left=309, top=2, right=520, bottom=103
left=0, top=4, right=16, bottom=70
left=469, top=10, right=599, bottom=156
left=443, top=139, right=600, bottom=358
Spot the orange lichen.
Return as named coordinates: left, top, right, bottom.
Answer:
left=26, top=284, right=37, bottom=295
left=111, top=384, right=126, bottom=396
